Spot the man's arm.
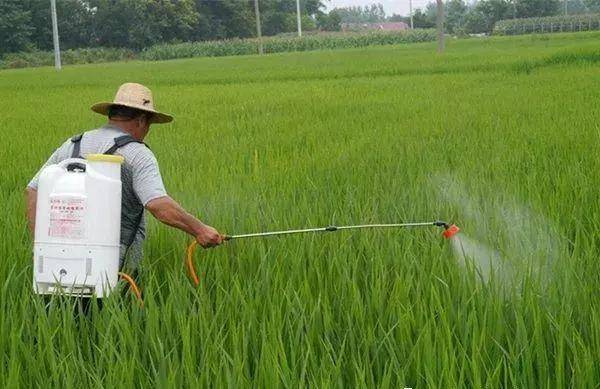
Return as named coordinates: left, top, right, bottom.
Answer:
left=145, top=196, right=223, bottom=248
left=26, top=188, right=37, bottom=235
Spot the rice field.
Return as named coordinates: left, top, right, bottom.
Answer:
left=1, top=32, right=599, bottom=387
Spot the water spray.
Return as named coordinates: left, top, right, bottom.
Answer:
left=186, top=220, right=461, bottom=287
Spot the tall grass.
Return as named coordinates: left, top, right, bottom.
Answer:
left=0, top=32, right=599, bottom=387
left=140, top=30, right=437, bottom=61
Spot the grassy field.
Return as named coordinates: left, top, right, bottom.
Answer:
left=1, top=32, right=599, bottom=387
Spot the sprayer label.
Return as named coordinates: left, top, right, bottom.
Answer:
left=48, top=198, right=86, bottom=240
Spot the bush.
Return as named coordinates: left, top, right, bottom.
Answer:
left=0, top=47, right=135, bottom=69
left=494, top=14, right=600, bottom=35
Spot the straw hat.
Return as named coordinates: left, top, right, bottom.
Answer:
left=91, top=83, right=173, bottom=124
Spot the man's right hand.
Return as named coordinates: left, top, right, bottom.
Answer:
left=196, top=223, right=223, bottom=248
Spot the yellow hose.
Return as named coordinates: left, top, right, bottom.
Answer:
left=186, top=241, right=201, bottom=287
left=187, top=237, right=229, bottom=287
left=118, top=272, right=144, bottom=307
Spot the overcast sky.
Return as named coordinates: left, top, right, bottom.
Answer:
left=324, top=0, right=434, bottom=16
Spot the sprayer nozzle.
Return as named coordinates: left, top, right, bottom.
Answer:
left=434, top=220, right=450, bottom=229
left=442, top=224, right=460, bottom=239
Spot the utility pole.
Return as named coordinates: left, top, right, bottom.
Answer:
left=296, top=0, right=302, bottom=37
left=409, top=0, right=414, bottom=29
left=436, top=0, right=444, bottom=53
left=254, top=0, right=263, bottom=55
left=564, top=0, right=568, bottom=16
left=50, top=0, right=61, bottom=70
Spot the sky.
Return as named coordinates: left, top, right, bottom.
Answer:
left=323, top=0, right=435, bottom=16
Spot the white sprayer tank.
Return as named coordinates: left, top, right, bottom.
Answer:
left=33, top=154, right=124, bottom=298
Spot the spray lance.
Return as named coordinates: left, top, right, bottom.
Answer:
left=186, top=220, right=461, bottom=287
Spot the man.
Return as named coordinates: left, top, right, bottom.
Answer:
left=26, top=82, right=223, bottom=275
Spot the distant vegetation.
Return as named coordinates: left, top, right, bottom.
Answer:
left=0, top=30, right=436, bottom=70
left=494, top=13, right=600, bottom=34
left=385, top=0, right=600, bottom=34
left=3, top=0, right=600, bottom=69
left=0, top=0, right=329, bottom=55
left=0, top=47, right=135, bottom=70
left=140, top=30, right=437, bottom=61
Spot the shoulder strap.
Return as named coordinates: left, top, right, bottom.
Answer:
left=104, top=135, right=147, bottom=155
left=70, top=134, right=83, bottom=159
left=106, top=135, right=149, bottom=267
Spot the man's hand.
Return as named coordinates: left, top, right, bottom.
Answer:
left=196, top=223, right=223, bottom=248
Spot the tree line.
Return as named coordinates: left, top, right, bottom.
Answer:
left=2, top=0, right=600, bottom=56
left=0, top=0, right=325, bottom=55
left=333, top=0, right=600, bottom=34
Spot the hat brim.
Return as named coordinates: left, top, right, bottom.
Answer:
left=91, top=102, right=173, bottom=124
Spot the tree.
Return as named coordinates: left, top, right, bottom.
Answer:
left=425, top=2, right=439, bottom=23
left=26, top=0, right=93, bottom=51
left=261, top=0, right=298, bottom=36
left=258, top=0, right=323, bottom=36
left=1, top=0, right=326, bottom=53
left=566, top=0, right=589, bottom=14
left=446, top=0, right=468, bottom=33
left=89, top=0, right=198, bottom=49
left=514, top=0, right=561, bottom=17
left=153, top=0, right=198, bottom=43
left=194, top=0, right=255, bottom=41
left=334, top=3, right=386, bottom=24
left=316, top=10, right=342, bottom=31
left=387, top=14, right=409, bottom=23
left=302, top=0, right=325, bottom=15
left=584, top=0, right=600, bottom=11
left=464, top=0, right=512, bottom=33
left=365, top=3, right=386, bottom=22
left=0, top=0, right=33, bottom=54
left=412, top=8, right=436, bottom=28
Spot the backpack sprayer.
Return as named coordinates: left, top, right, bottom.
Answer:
left=186, top=221, right=461, bottom=287
left=31, top=151, right=461, bottom=303
left=32, top=154, right=142, bottom=303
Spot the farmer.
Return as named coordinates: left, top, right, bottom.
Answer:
left=26, top=82, right=223, bottom=275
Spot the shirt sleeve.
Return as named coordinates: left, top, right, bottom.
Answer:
left=131, top=149, right=168, bottom=206
left=27, top=140, right=71, bottom=190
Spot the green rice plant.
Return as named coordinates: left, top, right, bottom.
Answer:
left=0, top=32, right=598, bottom=387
